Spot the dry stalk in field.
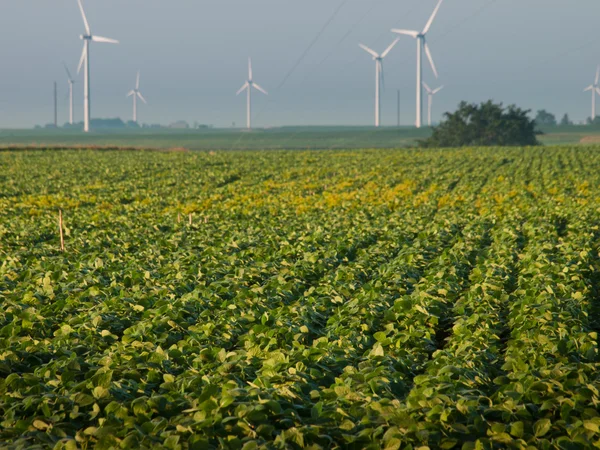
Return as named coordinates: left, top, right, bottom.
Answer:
left=58, top=210, right=65, bottom=252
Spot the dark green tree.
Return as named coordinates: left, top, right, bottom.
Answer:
left=587, top=116, right=600, bottom=125
left=420, top=100, right=540, bottom=148
left=535, top=110, right=557, bottom=127
left=559, top=113, right=573, bottom=126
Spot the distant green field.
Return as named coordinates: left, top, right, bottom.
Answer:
left=0, top=127, right=430, bottom=151
left=2, top=125, right=600, bottom=151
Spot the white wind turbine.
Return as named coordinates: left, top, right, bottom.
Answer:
left=422, top=82, right=444, bottom=127
left=359, top=38, right=400, bottom=127
left=127, top=71, right=147, bottom=123
left=236, top=58, right=268, bottom=130
left=76, top=0, right=119, bottom=133
left=584, top=65, right=600, bottom=120
left=392, top=0, right=444, bottom=128
left=63, top=63, right=76, bottom=125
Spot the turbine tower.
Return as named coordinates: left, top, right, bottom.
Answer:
left=584, top=65, right=600, bottom=121
left=422, top=82, right=443, bottom=127
left=359, top=38, right=400, bottom=127
left=63, top=63, right=76, bottom=125
left=127, top=71, right=147, bottom=123
left=76, top=0, right=119, bottom=133
left=392, top=0, right=444, bottom=128
left=236, top=58, right=268, bottom=130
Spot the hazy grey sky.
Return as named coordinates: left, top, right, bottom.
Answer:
left=1, top=0, right=600, bottom=128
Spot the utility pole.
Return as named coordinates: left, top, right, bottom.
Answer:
left=54, top=82, right=58, bottom=128
left=397, top=89, right=401, bottom=127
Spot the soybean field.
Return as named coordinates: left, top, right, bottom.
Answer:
left=1, top=147, right=600, bottom=449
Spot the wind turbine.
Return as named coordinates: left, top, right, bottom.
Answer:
left=236, top=58, right=268, bottom=130
left=127, top=71, right=147, bottom=123
left=63, top=63, right=76, bottom=125
left=359, top=38, right=400, bottom=127
left=75, top=0, right=119, bottom=133
left=422, top=82, right=443, bottom=127
left=584, top=65, right=600, bottom=121
left=392, top=0, right=444, bottom=128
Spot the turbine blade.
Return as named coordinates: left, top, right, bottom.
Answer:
left=424, top=41, right=438, bottom=78
left=136, top=71, right=140, bottom=89
left=584, top=85, right=594, bottom=92
left=422, top=0, right=444, bottom=34
left=127, top=90, right=135, bottom=97
left=422, top=81, right=432, bottom=93
left=137, top=92, right=147, bottom=104
left=381, top=37, right=400, bottom=58
left=359, top=43, right=379, bottom=59
left=379, top=60, right=385, bottom=91
left=77, top=44, right=87, bottom=74
left=596, top=88, right=600, bottom=96
left=248, top=58, right=253, bottom=80
left=237, top=82, right=249, bottom=96
left=253, top=83, right=268, bottom=95
left=91, top=36, right=119, bottom=44
left=63, top=62, right=73, bottom=81
left=76, top=0, right=91, bottom=35
left=391, top=29, right=419, bottom=39
left=432, top=85, right=444, bottom=94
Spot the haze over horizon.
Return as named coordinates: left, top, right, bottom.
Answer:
left=1, top=0, right=599, bottom=129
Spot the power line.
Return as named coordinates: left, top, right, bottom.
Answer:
left=522, top=36, right=600, bottom=74
left=273, top=0, right=350, bottom=94
left=315, top=1, right=382, bottom=69
left=230, top=0, right=350, bottom=149
left=432, top=0, right=499, bottom=44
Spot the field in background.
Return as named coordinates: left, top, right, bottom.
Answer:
left=1, top=124, right=600, bottom=150
left=1, top=147, right=600, bottom=448
left=0, top=127, right=429, bottom=151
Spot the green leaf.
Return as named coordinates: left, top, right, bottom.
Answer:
left=510, top=421, right=524, bottom=438
left=374, top=331, right=388, bottom=342
left=583, top=419, right=600, bottom=433
left=32, top=420, right=49, bottom=430
left=439, top=438, right=458, bottom=449
left=339, top=420, right=355, bottom=431
left=534, top=418, right=552, bottom=437
left=64, top=441, right=78, bottom=450
left=163, top=374, right=175, bottom=383
left=370, top=343, right=385, bottom=357
left=92, top=386, right=109, bottom=399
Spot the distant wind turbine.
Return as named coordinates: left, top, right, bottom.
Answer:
left=236, top=58, right=268, bottom=130
left=76, top=0, right=119, bottom=133
left=359, top=38, right=400, bottom=127
left=422, top=82, right=443, bottom=127
left=584, top=65, right=600, bottom=120
left=63, top=63, right=76, bottom=125
left=392, top=0, right=444, bottom=129
left=127, top=71, right=147, bottom=123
